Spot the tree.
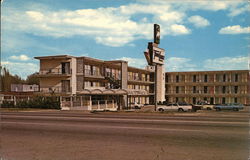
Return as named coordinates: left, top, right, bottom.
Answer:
left=0, top=66, right=25, bottom=92
left=26, top=72, right=39, bottom=85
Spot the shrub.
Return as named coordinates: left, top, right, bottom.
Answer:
left=1, top=101, right=15, bottom=108
left=1, top=96, right=60, bottom=109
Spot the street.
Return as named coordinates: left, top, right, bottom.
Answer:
left=0, top=110, right=249, bottom=160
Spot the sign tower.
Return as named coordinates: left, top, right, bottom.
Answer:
left=144, top=24, right=165, bottom=108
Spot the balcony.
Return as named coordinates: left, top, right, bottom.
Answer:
left=84, top=69, right=104, bottom=79
left=38, top=68, right=71, bottom=77
left=39, top=86, right=72, bottom=94
left=128, top=75, right=154, bottom=84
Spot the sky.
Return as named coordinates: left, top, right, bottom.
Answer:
left=1, top=0, right=250, bottom=78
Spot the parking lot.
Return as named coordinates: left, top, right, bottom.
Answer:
left=1, top=109, right=249, bottom=160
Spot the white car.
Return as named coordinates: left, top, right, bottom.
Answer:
left=195, top=102, right=214, bottom=110
left=157, top=103, right=193, bottom=112
left=129, top=102, right=144, bottom=109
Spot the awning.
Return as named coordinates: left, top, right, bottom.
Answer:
left=77, top=89, right=128, bottom=95
left=77, top=89, right=149, bottom=95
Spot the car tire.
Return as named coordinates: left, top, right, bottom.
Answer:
left=233, top=108, right=239, bottom=111
left=178, top=108, right=184, bottom=112
left=135, top=106, right=139, bottom=109
left=207, top=107, right=212, bottom=110
left=158, top=108, right=164, bottom=112
left=216, top=108, right=221, bottom=111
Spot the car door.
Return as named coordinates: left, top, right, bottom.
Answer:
left=164, top=104, right=172, bottom=111
left=172, top=103, right=178, bottom=111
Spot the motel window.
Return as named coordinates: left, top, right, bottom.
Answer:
left=192, top=97, right=196, bottom=104
left=223, top=74, right=226, bottom=82
left=204, top=75, right=208, bottom=82
left=204, top=86, right=208, bottom=93
left=84, top=81, right=91, bottom=88
left=235, top=74, right=238, bottom=82
left=176, top=75, right=179, bottom=83
left=234, top=86, right=238, bottom=94
left=234, top=98, right=238, bottom=103
left=193, top=75, right=196, bottom=82
left=222, top=86, right=226, bottom=94
left=222, top=97, right=226, bottom=104
left=84, top=65, right=91, bottom=75
left=166, top=75, right=169, bottom=83
left=142, top=74, right=146, bottom=81
left=176, top=86, right=179, bottom=94
left=193, top=86, right=196, bottom=93
left=94, top=66, right=101, bottom=76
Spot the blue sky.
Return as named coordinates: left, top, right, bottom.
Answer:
left=1, top=0, right=249, bottom=78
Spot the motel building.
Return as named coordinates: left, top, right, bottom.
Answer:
left=35, top=55, right=156, bottom=111
left=34, top=55, right=250, bottom=111
left=34, top=24, right=249, bottom=111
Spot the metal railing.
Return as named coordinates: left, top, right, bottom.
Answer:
left=39, top=68, right=71, bottom=75
left=40, top=86, right=72, bottom=93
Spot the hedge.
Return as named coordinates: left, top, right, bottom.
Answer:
left=1, top=96, right=60, bottom=109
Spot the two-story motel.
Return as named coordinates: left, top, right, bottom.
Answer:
left=35, top=55, right=249, bottom=110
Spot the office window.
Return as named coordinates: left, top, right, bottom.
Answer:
left=204, top=75, right=208, bottom=82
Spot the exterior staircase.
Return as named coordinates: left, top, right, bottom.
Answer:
left=105, top=73, right=121, bottom=89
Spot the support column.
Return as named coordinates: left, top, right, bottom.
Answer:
left=121, top=61, right=128, bottom=110
left=70, top=96, right=73, bottom=108
left=89, top=96, right=92, bottom=110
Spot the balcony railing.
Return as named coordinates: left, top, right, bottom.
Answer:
left=40, top=86, right=71, bottom=93
left=84, top=69, right=104, bottom=78
left=39, top=68, right=71, bottom=75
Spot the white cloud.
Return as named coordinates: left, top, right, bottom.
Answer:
left=188, top=15, right=210, bottom=28
left=26, top=11, right=44, bottom=21
left=9, top=54, right=30, bottom=61
left=169, top=24, right=191, bottom=35
left=2, top=61, right=39, bottom=78
left=228, top=2, right=250, bottom=17
left=219, top=25, right=250, bottom=34
left=118, top=57, right=147, bottom=69
left=2, top=1, right=249, bottom=47
left=203, top=56, right=249, bottom=70
left=165, top=57, right=197, bottom=71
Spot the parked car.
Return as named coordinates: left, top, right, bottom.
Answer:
left=157, top=103, right=193, bottom=112
left=129, top=102, right=144, bottom=109
left=214, top=103, right=244, bottom=111
left=194, top=101, right=214, bottom=110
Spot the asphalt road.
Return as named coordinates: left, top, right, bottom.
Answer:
left=0, top=111, right=249, bottom=160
